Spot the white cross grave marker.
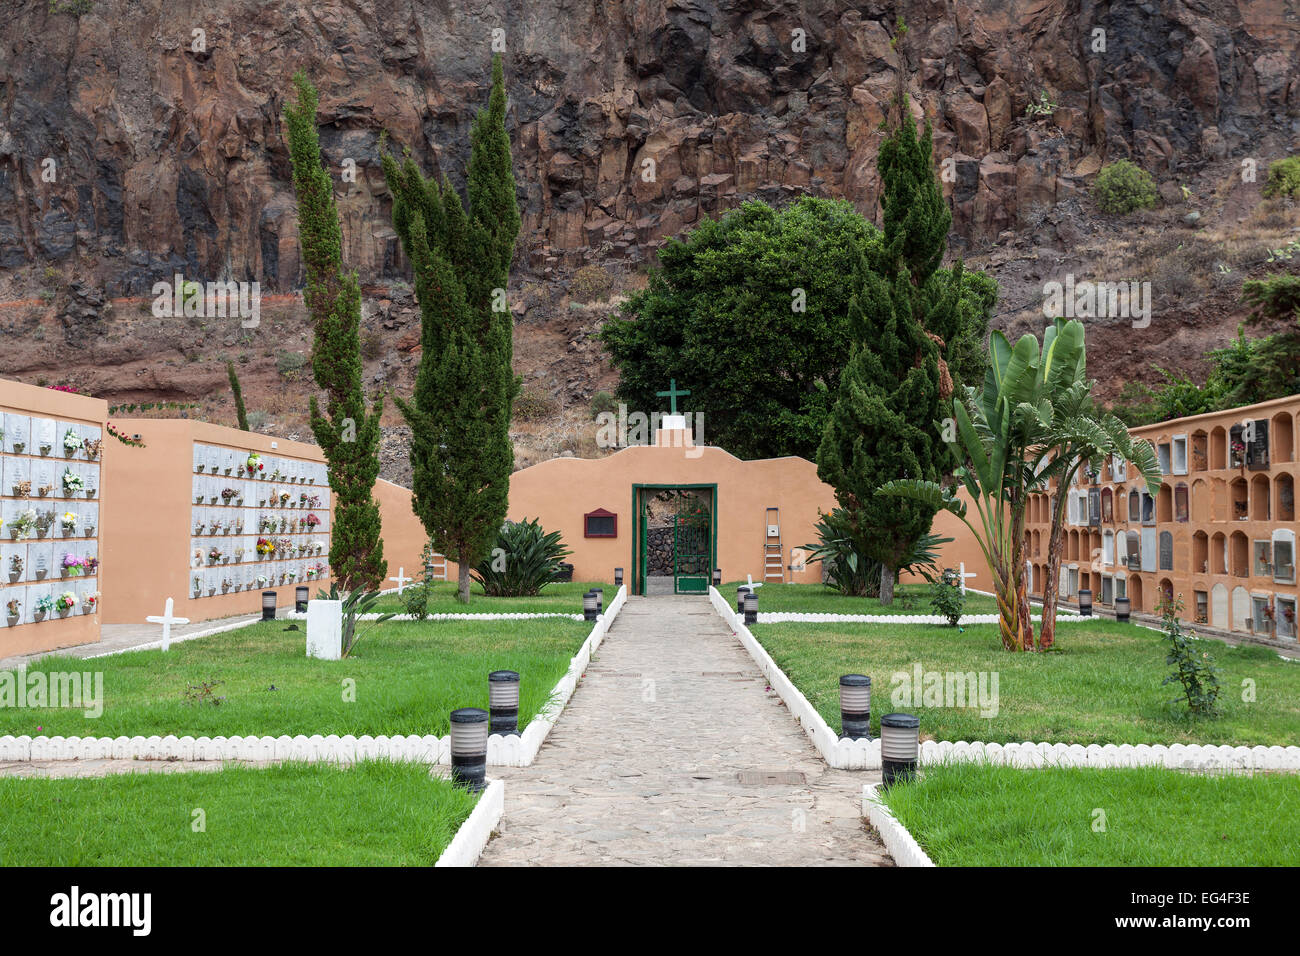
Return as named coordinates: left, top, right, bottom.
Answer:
left=957, top=562, right=979, bottom=594
left=146, top=597, right=190, bottom=652
left=389, top=567, right=412, bottom=594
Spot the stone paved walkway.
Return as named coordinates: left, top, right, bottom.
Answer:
left=479, top=595, right=890, bottom=866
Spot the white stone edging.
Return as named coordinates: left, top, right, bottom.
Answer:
left=287, top=611, right=585, bottom=622
left=434, top=778, right=504, bottom=868
left=0, top=586, right=628, bottom=767
left=755, top=612, right=1083, bottom=625
left=861, top=783, right=934, bottom=868
left=707, top=587, right=1300, bottom=773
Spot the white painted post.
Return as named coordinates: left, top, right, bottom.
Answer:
left=306, top=599, right=343, bottom=660
left=389, top=567, right=412, bottom=594
left=145, top=598, right=190, bottom=652
left=958, top=562, right=978, bottom=594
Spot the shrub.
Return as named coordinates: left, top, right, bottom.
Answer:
left=1158, top=596, right=1221, bottom=718
left=1242, top=273, right=1300, bottom=322
left=472, top=518, right=572, bottom=597
left=802, top=509, right=882, bottom=597
left=276, top=351, right=308, bottom=379
left=399, top=582, right=430, bottom=621
left=360, top=329, right=386, bottom=360
left=569, top=265, right=612, bottom=304
left=929, top=574, right=965, bottom=626
left=1093, top=160, right=1158, bottom=214
left=513, top=388, right=558, bottom=422
left=589, top=390, right=619, bottom=419
left=1262, top=157, right=1300, bottom=199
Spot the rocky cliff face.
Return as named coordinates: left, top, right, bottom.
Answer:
left=3, top=0, right=1296, bottom=296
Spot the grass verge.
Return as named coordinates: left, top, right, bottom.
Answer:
left=882, top=763, right=1300, bottom=866
left=373, top=579, right=602, bottom=614
left=0, top=761, right=477, bottom=865
left=725, top=581, right=1000, bottom=616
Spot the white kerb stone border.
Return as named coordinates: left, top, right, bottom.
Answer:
left=708, top=586, right=1300, bottom=773
left=861, top=783, right=934, bottom=868
left=435, top=778, right=504, bottom=868
left=0, top=586, right=628, bottom=767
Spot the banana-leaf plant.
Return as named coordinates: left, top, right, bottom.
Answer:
left=881, top=321, right=1082, bottom=650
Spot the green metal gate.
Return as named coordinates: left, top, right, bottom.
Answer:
left=673, top=509, right=711, bottom=593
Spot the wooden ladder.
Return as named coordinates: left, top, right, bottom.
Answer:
left=763, top=507, right=784, bottom=583
left=426, top=553, right=448, bottom=581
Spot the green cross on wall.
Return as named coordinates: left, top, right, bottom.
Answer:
left=656, top=378, right=691, bottom=415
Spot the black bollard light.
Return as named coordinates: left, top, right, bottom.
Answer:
left=880, top=713, right=920, bottom=787
left=712, top=568, right=722, bottom=587
left=449, top=708, right=488, bottom=791
left=1115, top=596, right=1131, bottom=622
left=737, top=585, right=751, bottom=614
left=839, top=674, right=872, bottom=741
left=295, top=585, right=309, bottom=613
left=488, top=670, right=520, bottom=737
left=583, top=590, right=599, bottom=622
left=614, top=567, right=623, bottom=588
left=261, top=590, right=277, bottom=621
left=592, top=587, right=603, bottom=614
left=1078, top=587, right=1093, bottom=617
left=742, top=590, right=758, bottom=625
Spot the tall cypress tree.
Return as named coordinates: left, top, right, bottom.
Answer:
left=284, top=73, right=387, bottom=592
left=816, top=105, right=964, bottom=605
left=227, top=361, right=250, bottom=431
left=382, top=55, right=519, bottom=604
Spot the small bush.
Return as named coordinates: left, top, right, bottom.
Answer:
left=399, top=582, right=431, bottom=621
left=1262, top=157, right=1300, bottom=199
left=1159, top=597, right=1221, bottom=718
left=246, top=410, right=269, bottom=431
left=1242, top=273, right=1300, bottom=322
left=589, top=390, right=619, bottom=419
left=513, top=388, right=558, bottom=422
left=276, top=351, right=308, bottom=379
left=1093, top=160, right=1158, bottom=214
left=929, top=574, right=965, bottom=626
left=569, top=265, right=613, bottom=304
left=360, top=329, right=385, bottom=360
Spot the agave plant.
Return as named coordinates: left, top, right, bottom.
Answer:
left=471, top=518, right=572, bottom=597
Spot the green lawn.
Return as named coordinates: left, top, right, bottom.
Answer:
left=0, top=761, right=478, bottom=865
left=751, top=618, right=1300, bottom=745
left=725, top=581, right=1000, bottom=616
left=3, top=617, right=591, bottom=738
left=374, top=579, right=604, bottom=614
left=882, top=763, right=1300, bottom=866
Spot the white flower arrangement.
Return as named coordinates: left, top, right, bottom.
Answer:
left=61, top=511, right=78, bottom=533
left=61, top=468, right=84, bottom=494
left=63, top=428, right=81, bottom=455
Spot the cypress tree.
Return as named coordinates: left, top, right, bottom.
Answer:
left=381, top=55, right=519, bottom=604
left=284, top=72, right=387, bottom=592
left=227, top=361, right=250, bottom=431
left=816, top=105, right=964, bottom=605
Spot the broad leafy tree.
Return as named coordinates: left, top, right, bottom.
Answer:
left=381, top=56, right=519, bottom=603
left=285, top=73, right=387, bottom=592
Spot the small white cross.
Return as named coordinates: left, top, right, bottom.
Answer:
left=389, top=567, right=412, bottom=594
left=958, top=562, right=979, bottom=594
left=146, top=597, right=190, bottom=652
left=745, top=574, right=764, bottom=589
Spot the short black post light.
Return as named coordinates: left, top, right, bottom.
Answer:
left=295, top=585, right=309, bottom=613
left=591, top=587, right=604, bottom=615
left=449, top=708, right=488, bottom=792
left=582, top=590, right=599, bottom=622
left=261, top=590, right=277, bottom=621
left=880, top=713, right=920, bottom=787
left=614, top=567, right=624, bottom=588
left=1115, top=595, right=1131, bottom=622
left=742, top=590, right=758, bottom=625
left=737, top=585, right=751, bottom=614
left=839, top=674, right=872, bottom=741
left=488, top=671, right=521, bottom=737
left=1078, top=587, right=1093, bottom=617
left=712, top=568, right=722, bottom=587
